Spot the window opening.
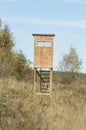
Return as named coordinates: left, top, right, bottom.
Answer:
left=36, top=41, right=51, bottom=46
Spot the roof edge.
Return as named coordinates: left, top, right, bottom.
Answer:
left=32, top=33, right=55, bottom=37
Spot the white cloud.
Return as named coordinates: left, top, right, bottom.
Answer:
left=2, top=17, right=86, bottom=28
left=56, top=0, right=86, bottom=4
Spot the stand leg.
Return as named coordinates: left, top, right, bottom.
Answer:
left=50, top=68, right=52, bottom=97
left=34, top=68, right=36, bottom=93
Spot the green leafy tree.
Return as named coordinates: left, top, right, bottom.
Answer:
left=12, top=50, right=32, bottom=81
left=0, top=21, right=14, bottom=77
left=0, top=20, right=32, bottom=80
left=0, top=25, right=14, bottom=52
left=58, top=47, right=82, bottom=84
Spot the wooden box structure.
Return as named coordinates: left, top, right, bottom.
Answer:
left=33, top=34, right=55, bottom=97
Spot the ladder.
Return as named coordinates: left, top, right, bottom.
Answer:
left=36, top=69, right=50, bottom=93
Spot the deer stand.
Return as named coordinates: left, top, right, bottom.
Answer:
left=33, top=34, right=55, bottom=97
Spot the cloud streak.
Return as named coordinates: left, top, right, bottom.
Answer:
left=2, top=17, right=86, bottom=28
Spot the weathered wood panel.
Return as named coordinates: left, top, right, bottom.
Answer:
left=33, top=34, right=54, bottom=68
left=34, top=46, right=53, bottom=68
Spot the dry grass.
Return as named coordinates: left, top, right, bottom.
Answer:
left=0, top=79, right=86, bottom=130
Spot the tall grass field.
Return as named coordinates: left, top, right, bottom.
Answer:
left=0, top=78, right=86, bottom=130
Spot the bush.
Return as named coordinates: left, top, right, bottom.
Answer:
left=58, top=47, right=82, bottom=84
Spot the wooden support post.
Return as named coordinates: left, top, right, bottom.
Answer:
left=34, top=68, right=36, bottom=93
left=50, top=68, right=52, bottom=97
left=40, top=68, right=41, bottom=92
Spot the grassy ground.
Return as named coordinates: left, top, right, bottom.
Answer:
left=0, top=79, right=86, bottom=130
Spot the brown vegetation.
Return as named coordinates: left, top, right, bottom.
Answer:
left=0, top=78, right=86, bottom=130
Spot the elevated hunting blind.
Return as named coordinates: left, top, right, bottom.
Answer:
left=33, top=34, right=55, bottom=97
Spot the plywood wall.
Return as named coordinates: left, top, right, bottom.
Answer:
left=34, top=35, right=54, bottom=68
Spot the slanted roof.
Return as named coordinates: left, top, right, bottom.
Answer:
left=32, top=34, right=55, bottom=37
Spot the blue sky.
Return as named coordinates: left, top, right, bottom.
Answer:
left=0, top=0, right=86, bottom=72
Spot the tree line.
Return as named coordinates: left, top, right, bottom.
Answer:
left=0, top=20, right=33, bottom=81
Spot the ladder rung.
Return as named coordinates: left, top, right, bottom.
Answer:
left=36, top=92, right=49, bottom=96
left=40, top=74, right=50, bottom=76
left=40, top=70, right=50, bottom=72
left=41, top=77, right=50, bottom=80
left=40, top=85, right=48, bottom=87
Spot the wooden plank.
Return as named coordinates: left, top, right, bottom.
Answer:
left=36, top=92, right=49, bottom=96
left=34, top=46, right=53, bottom=68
